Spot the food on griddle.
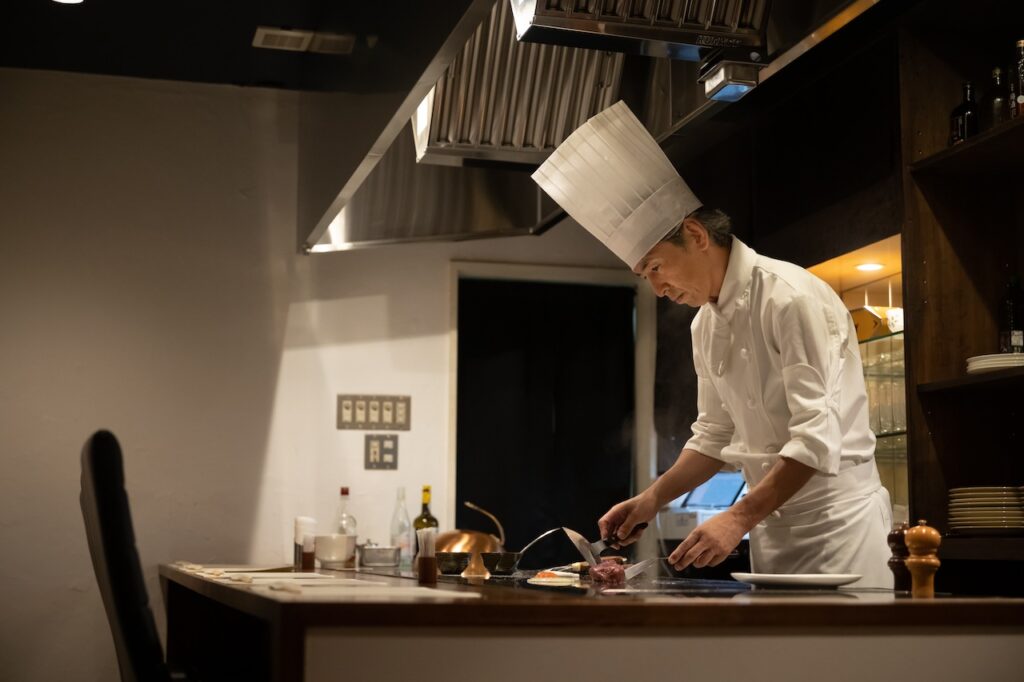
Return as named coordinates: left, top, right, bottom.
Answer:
left=589, top=558, right=626, bottom=583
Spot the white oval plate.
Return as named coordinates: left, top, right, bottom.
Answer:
left=949, top=523, right=1024, bottom=529
left=946, top=501, right=1019, bottom=507
left=950, top=486, right=1024, bottom=493
left=948, top=494, right=1023, bottom=500
left=966, top=354, right=1024, bottom=364
left=526, top=576, right=580, bottom=587
left=949, top=513, right=1024, bottom=518
left=730, top=572, right=861, bottom=588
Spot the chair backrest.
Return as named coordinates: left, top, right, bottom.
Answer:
left=80, top=430, right=170, bottom=682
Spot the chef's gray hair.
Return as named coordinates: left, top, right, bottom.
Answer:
left=663, top=208, right=732, bottom=248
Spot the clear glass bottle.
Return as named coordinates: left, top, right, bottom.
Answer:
left=336, top=486, right=357, bottom=536
left=390, top=486, right=413, bottom=568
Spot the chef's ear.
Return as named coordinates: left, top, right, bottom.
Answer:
left=681, top=217, right=710, bottom=251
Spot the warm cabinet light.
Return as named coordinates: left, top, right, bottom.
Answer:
left=856, top=263, right=884, bottom=272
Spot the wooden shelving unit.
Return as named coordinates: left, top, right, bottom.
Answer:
left=910, top=115, right=1024, bottom=177
left=917, top=366, right=1024, bottom=394
left=898, top=3, right=1024, bottom=576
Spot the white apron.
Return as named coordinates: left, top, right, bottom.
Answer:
left=747, top=460, right=893, bottom=588
left=684, top=238, right=893, bottom=588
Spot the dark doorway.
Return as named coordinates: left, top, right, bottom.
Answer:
left=456, top=277, right=636, bottom=568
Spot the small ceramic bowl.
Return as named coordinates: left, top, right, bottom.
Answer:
left=436, top=551, right=472, bottom=575
left=481, top=551, right=522, bottom=575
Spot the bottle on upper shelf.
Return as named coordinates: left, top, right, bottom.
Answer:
left=1013, top=40, right=1024, bottom=118
left=948, top=81, right=978, bottom=146
left=336, top=486, right=357, bottom=536
left=981, top=67, right=1008, bottom=132
left=999, top=275, right=1024, bottom=354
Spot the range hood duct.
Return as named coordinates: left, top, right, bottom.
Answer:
left=412, top=0, right=624, bottom=166
left=509, top=0, right=772, bottom=62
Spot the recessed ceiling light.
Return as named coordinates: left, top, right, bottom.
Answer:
left=856, top=263, right=884, bottom=272
left=52, top=0, right=84, bottom=4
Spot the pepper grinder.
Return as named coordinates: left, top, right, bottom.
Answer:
left=904, top=520, right=941, bottom=599
left=887, top=521, right=912, bottom=592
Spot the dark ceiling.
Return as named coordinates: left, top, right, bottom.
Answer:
left=0, top=0, right=475, bottom=91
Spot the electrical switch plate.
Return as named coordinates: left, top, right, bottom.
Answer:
left=365, top=434, right=398, bottom=470
left=338, top=395, right=411, bottom=431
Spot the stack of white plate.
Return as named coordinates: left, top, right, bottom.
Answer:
left=948, top=486, right=1024, bottom=535
left=966, top=353, right=1024, bottom=374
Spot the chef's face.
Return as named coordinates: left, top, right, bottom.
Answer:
left=633, top=219, right=716, bottom=307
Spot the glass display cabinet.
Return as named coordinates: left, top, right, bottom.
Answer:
left=861, top=330, right=908, bottom=522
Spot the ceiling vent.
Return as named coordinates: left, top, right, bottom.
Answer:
left=411, top=0, right=623, bottom=166
left=309, top=32, right=357, bottom=55
left=252, top=26, right=314, bottom=52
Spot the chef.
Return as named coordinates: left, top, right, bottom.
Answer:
left=532, top=101, right=892, bottom=588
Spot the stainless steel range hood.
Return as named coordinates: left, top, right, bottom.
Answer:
left=410, top=0, right=624, bottom=166
left=508, top=0, right=772, bottom=62
left=304, top=0, right=887, bottom=254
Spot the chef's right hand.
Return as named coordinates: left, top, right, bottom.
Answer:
left=598, top=493, right=658, bottom=547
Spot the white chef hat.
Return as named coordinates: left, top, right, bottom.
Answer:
left=532, top=101, right=702, bottom=269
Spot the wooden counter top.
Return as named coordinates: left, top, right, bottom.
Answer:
left=159, top=564, right=1024, bottom=631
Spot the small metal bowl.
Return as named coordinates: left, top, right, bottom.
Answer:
left=481, top=551, right=522, bottom=575
left=359, top=545, right=401, bottom=567
left=436, top=552, right=472, bottom=575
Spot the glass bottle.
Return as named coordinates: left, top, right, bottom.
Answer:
left=981, top=67, right=1008, bottom=131
left=948, top=81, right=978, bottom=146
left=413, top=485, right=439, bottom=552
left=336, top=486, right=357, bottom=536
left=390, top=486, right=413, bottom=568
left=999, top=275, right=1024, bottom=354
left=1015, top=40, right=1024, bottom=118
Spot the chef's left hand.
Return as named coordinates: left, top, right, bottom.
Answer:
left=668, top=511, right=748, bottom=570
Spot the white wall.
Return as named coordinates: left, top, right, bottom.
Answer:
left=0, top=67, right=622, bottom=681
left=255, top=229, right=623, bottom=561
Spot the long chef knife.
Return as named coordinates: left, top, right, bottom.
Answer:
left=623, top=557, right=665, bottom=580
left=562, top=527, right=601, bottom=567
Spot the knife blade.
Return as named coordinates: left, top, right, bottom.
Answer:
left=591, top=522, right=649, bottom=555
left=562, top=527, right=601, bottom=567
left=624, top=557, right=665, bottom=580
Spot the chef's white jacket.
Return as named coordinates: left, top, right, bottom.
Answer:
left=684, top=237, right=893, bottom=588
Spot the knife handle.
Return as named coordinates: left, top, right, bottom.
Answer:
left=603, top=522, right=648, bottom=544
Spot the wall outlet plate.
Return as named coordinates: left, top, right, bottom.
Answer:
left=365, top=434, right=398, bottom=470
left=338, top=395, right=410, bottom=431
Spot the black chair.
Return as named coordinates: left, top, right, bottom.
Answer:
left=80, top=429, right=182, bottom=682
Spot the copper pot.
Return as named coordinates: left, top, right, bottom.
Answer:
left=436, top=501, right=504, bottom=577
